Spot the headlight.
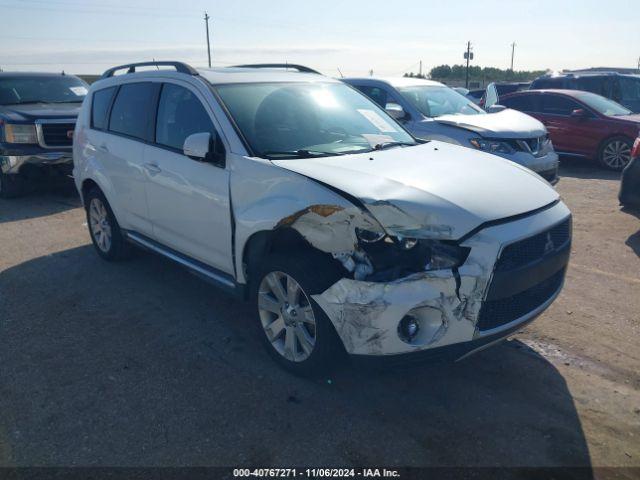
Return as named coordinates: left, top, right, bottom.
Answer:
left=4, top=124, right=38, bottom=144
left=425, top=241, right=470, bottom=271
left=355, top=228, right=386, bottom=244
left=469, top=138, right=514, bottom=155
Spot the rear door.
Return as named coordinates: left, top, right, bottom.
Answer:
left=102, top=82, right=158, bottom=236
left=143, top=81, right=234, bottom=274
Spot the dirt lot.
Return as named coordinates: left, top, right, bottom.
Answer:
left=0, top=159, right=639, bottom=474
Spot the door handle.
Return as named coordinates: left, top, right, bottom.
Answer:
left=143, top=163, right=161, bottom=175
left=96, top=143, right=109, bottom=153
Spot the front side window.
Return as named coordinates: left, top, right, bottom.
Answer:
left=398, top=86, right=484, bottom=117
left=540, top=95, right=581, bottom=116
left=355, top=86, right=389, bottom=108
left=0, top=75, right=88, bottom=105
left=108, top=83, right=156, bottom=140
left=91, top=87, right=116, bottom=130
left=214, top=82, right=416, bottom=158
left=573, top=91, right=631, bottom=117
left=156, top=84, right=215, bottom=150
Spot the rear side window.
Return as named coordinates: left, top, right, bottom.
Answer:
left=91, top=87, right=116, bottom=130
left=108, top=83, right=156, bottom=140
left=540, top=95, right=580, bottom=116
left=576, top=76, right=609, bottom=96
left=531, top=78, right=564, bottom=89
left=502, top=95, right=536, bottom=112
left=155, top=83, right=215, bottom=151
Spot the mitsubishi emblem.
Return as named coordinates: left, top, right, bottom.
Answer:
left=544, top=232, right=555, bottom=255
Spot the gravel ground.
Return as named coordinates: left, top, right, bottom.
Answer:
left=0, top=159, right=638, bottom=474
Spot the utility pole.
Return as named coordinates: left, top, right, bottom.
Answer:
left=419, top=60, right=422, bottom=78
left=510, top=42, right=516, bottom=71
left=204, top=12, right=212, bottom=68
left=463, top=41, right=473, bottom=89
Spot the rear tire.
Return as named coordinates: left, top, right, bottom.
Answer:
left=0, top=172, right=25, bottom=199
left=252, top=252, right=346, bottom=376
left=598, top=136, right=632, bottom=171
left=84, top=187, right=131, bottom=261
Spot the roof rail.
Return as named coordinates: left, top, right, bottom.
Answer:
left=101, top=61, right=199, bottom=79
left=232, top=63, right=321, bottom=74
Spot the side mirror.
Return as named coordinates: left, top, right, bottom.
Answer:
left=486, top=104, right=507, bottom=113
left=385, top=103, right=407, bottom=121
left=571, top=108, right=588, bottom=119
left=184, top=132, right=226, bottom=165
left=183, top=132, right=211, bottom=160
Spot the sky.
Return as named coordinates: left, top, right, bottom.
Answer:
left=0, top=0, right=638, bottom=77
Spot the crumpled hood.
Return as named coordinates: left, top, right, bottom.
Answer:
left=0, top=103, right=80, bottom=122
left=434, top=108, right=546, bottom=139
left=272, top=141, right=559, bottom=240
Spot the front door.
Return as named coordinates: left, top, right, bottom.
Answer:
left=537, top=94, right=605, bottom=157
left=143, top=82, right=234, bottom=275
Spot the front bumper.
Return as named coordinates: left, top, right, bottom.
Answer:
left=312, top=201, right=571, bottom=357
left=0, top=152, right=72, bottom=174
left=497, top=150, right=560, bottom=185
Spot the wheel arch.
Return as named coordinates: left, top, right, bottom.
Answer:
left=240, top=227, right=342, bottom=297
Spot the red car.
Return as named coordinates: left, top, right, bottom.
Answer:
left=499, top=89, right=640, bottom=170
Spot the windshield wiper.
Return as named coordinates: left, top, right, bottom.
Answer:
left=261, top=149, right=343, bottom=159
left=372, top=141, right=417, bottom=151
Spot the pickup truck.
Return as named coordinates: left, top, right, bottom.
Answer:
left=0, top=72, right=88, bottom=198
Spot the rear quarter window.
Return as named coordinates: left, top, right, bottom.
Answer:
left=502, top=95, right=536, bottom=112
left=108, top=83, right=157, bottom=140
left=91, top=87, right=116, bottom=130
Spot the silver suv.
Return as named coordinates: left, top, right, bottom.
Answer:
left=73, top=61, right=571, bottom=375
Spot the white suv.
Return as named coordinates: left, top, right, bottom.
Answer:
left=73, top=61, right=571, bottom=375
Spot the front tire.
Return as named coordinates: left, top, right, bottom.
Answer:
left=252, top=253, right=346, bottom=376
left=84, top=187, right=130, bottom=261
left=0, top=172, right=25, bottom=199
left=599, top=136, right=632, bottom=171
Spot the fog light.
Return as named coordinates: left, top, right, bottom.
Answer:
left=398, top=314, right=420, bottom=343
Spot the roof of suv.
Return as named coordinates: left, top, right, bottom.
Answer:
left=95, top=65, right=338, bottom=86
left=197, top=67, right=338, bottom=85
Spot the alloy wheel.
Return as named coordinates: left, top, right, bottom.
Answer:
left=602, top=140, right=631, bottom=170
left=258, top=271, right=317, bottom=362
left=89, top=197, right=112, bottom=253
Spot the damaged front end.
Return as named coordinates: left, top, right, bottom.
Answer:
left=276, top=196, right=570, bottom=358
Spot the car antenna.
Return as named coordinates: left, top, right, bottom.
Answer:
left=337, top=67, right=344, bottom=78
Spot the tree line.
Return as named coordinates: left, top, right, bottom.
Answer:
left=404, top=64, right=548, bottom=84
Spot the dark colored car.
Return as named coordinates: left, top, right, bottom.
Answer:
left=500, top=89, right=640, bottom=170
left=619, top=137, right=640, bottom=209
left=0, top=72, right=87, bottom=198
left=530, top=72, right=640, bottom=113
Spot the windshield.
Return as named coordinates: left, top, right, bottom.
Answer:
left=398, top=85, right=484, bottom=117
left=214, top=82, right=417, bottom=158
left=573, top=91, right=631, bottom=116
left=0, top=75, right=88, bottom=105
